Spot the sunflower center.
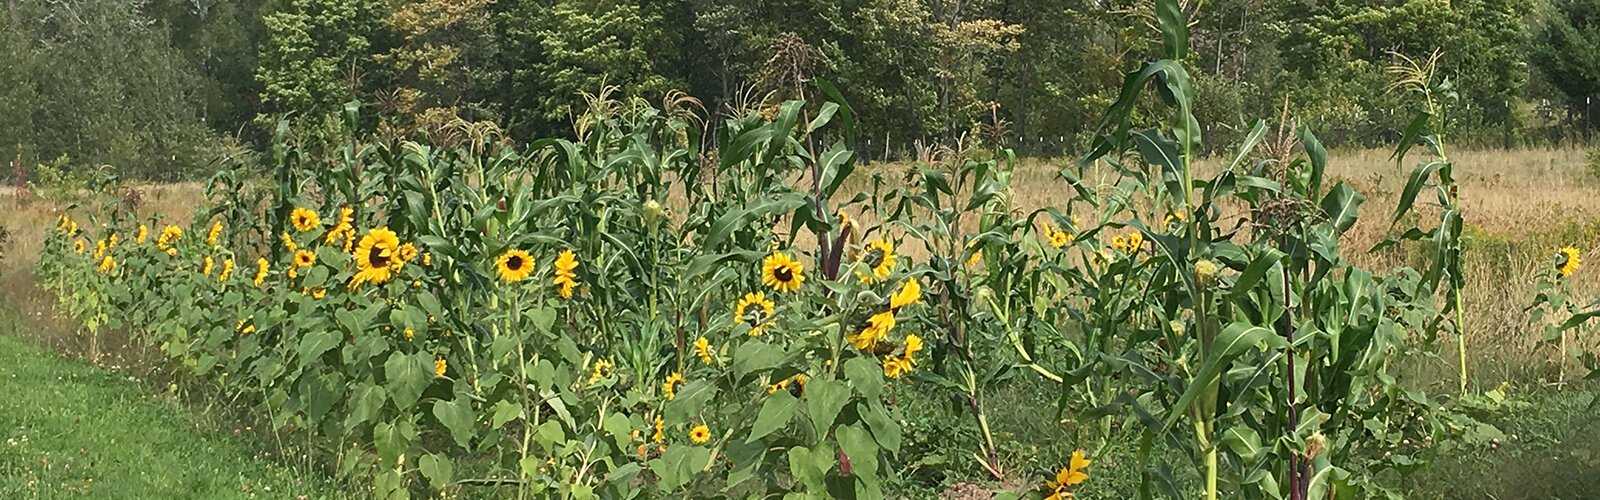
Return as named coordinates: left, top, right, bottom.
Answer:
left=740, top=303, right=765, bottom=324
left=862, top=248, right=885, bottom=268
left=369, top=246, right=392, bottom=268
left=507, top=255, right=525, bottom=271
left=773, top=265, right=794, bottom=282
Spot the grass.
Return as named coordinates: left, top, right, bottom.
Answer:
left=0, top=313, right=342, bottom=499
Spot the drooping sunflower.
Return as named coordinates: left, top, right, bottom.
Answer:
left=107, top=233, right=118, bottom=249
left=694, top=337, right=714, bottom=365
left=553, top=250, right=579, bottom=299
left=254, top=257, right=270, bottom=287
left=281, top=232, right=298, bottom=253
left=1045, top=450, right=1092, bottom=500
left=734, top=292, right=775, bottom=335
left=1043, top=222, right=1072, bottom=248
left=202, top=256, right=215, bottom=276
left=97, top=256, right=116, bottom=274
left=68, top=220, right=77, bottom=235
left=325, top=206, right=355, bottom=246
left=761, top=252, right=805, bottom=293
left=157, top=225, right=182, bottom=250
left=310, top=286, right=327, bottom=300
left=352, top=227, right=402, bottom=288
left=847, top=310, right=896, bottom=350
left=689, top=424, right=712, bottom=445
left=860, top=239, right=897, bottom=281
left=290, top=207, right=321, bottom=233
left=768, top=373, right=810, bottom=395
left=495, top=249, right=535, bottom=282
left=889, top=279, right=922, bottom=310
left=1558, top=246, right=1582, bottom=278
left=662, top=372, right=686, bottom=400
left=219, top=258, right=235, bottom=282
left=135, top=224, right=148, bottom=244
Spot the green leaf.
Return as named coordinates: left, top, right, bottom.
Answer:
left=1391, top=161, right=1443, bottom=224
left=733, top=341, right=785, bottom=378
left=490, top=399, right=522, bottom=429
left=804, top=379, right=850, bottom=436
left=1164, top=323, right=1287, bottom=428
left=1319, top=181, right=1365, bottom=233
left=843, top=357, right=884, bottom=400
left=432, top=398, right=477, bottom=449
left=787, top=445, right=832, bottom=493
left=417, top=453, right=454, bottom=490
left=384, top=352, right=431, bottom=411
left=1156, top=0, right=1189, bottom=59
left=666, top=380, right=717, bottom=422
left=748, top=391, right=801, bottom=443
left=297, top=330, right=339, bottom=365
left=652, top=444, right=711, bottom=491
left=1230, top=247, right=1285, bottom=302
left=1392, top=112, right=1431, bottom=165
left=837, top=424, right=880, bottom=489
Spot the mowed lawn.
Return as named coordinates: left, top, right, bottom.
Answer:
left=0, top=317, right=342, bottom=499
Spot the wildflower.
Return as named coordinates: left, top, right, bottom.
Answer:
left=662, top=372, right=686, bottom=400
left=1558, top=246, right=1582, bottom=278
left=398, top=243, right=419, bottom=263
left=1045, top=450, right=1092, bottom=500
left=203, top=256, right=215, bottom=276
left=761, top=252, right=805, bottom=293
left=589, top=359, right=614, bottom=383
left=135, top=224, right=148, bottom=244
left=860, top=239, right=897, bottom=281
left=403, top=328, right=415, bottom=341
left=553, top=250, right=579, bottom=299
left=156, top=225, right=182, bottom=251
left=694, top=337, right=714, bottom=365
left=325, top=206, right=355, bottom=246
left=68, top=220, right=77, bottom=235
left=352, top=227, right=402, bottom=288
left=290, top=207, right=321, bottom=233
left=1042, top=222, right=1071, bottom=248
left=769, top=373, right=810, bottom=395
left=735, top=292, right=775, bottom=336
left=93, top=239, right=105, bottom=259
left=889, top=279, right=922, bottom=310
left=652, top=416, right=665, bottom=443
left=495, top=249, right=535, bottom=282
left=422, top=252, right=432, bottom=266
left=847, top=311, right=896, bottom=350
left=206, top=221, right=223, bottom=246
left=254, top=258, right=270, bottom=287
left=689, top=424, right=711, bottom=444
left=97, top=256, right=116, bottom=273
left=219, top=258, right=235, bottom=282
left=434, top=357, right=448, bottom=377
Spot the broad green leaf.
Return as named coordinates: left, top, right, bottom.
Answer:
left=384, top=352, right=431, bottom=411
left=417, top=453, right=454, bottom=490
left=432, top=398, right=477, bottom=449
left=804, top=379, right=850, bottom=436
left=748, top=391, right=800, bottom=443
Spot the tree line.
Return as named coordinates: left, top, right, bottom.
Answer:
left=2, top=0, right=1597, bottom=179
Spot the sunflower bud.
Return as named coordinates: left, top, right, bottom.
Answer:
left=1194, top=259, right=1219, bottom=288
left=641, top=199, right=664, bottom=229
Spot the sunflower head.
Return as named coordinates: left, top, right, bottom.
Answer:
left=496, top=249, right=535, bottom=282
left=97, top=256, right=116, bottom=273
left=694, top=337, right=714, bottom=365
left=202, top=256, right=215, bottom=276
left=74, top=239, right=84, bottom=254
left=663, top=372, right=686, bottom=400
left=735, top=292, right=775, bottom=327
left=290, top=207, right=321, bottom=233
left=689, top=424, right=712, bottom=444
left=398, top=243, right=419, bottom=263
left=254, top=257, right=270, bottom=287
left=434, top=357, right=448, bottom=378
left=206, top=221, right=223, bottom=246
left=847, top=310, right=896, bottom=350
left=1558, top=246, right=1582, bottom=278
left=294, top=250, right=316, bottom=268
left=553, top=250, right=579, bottom=298
left=860, top=239, right=897, bottom=281
left=352, top=228, right=402, bottom=288
left=761, top=252, right=806, bottom=293
left=889, top=279, right=922, bottom=310
left=135, top=224, right=148, bottom=244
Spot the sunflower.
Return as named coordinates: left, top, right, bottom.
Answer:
left=157, top=225, right=182, bottom=251
left=135, top=224, right=148, bottom=244
left=1045, top=450, right=1092, bottom=500
left=553, top=250, right=579, bottom=299
left=219, top=258, right=235, bottom=282
left=294, top=249, right=316, bottom=268
left=890, top=279, right=922, bottom=310
left=734, top=292, right=775, bottom=335
left=352, top=227, right=402, bottom=288
left=68, top=221, right=77, bottom=235
left=860, top=239, right=897, bottom=281
left=290, top=207, right=321, bottom=233
left=206, top=221, right=223, bottom=246
left=1558, top=246, right=1582, bottom=278
left=107, top=233, right=118, bottom=249
left=422, top=252, right=433, bottom=266
left=281, top=232, right=298, bottom=253
left=662, top=372, right=686, bottom=400
left=496, top=249, right=534, bottom=282
left=652, top=416, right=666, bottom=443
left=768, top=373, right=810, bottom=395
left=74, top=239, right=84, bottom=254
left=97, top=256, right=116, bottom=274
left=254, top=258, right=270, bottom=287
left=689, top=424, right=712, bottom=444
left=847, top=311, right=896, bottom=350
left=398, top=243, right=419, bottom=263
left=883, top=355, right=913, bottom=379
left=56, top=215, right=69, bottom=231
left=434, top=357, right=448, bottom=377
left=1047, top=227, right=1071, bottom=248
left=93, top=239, right=105, bottom=259
left=310, top=286, right=327, bottom=300
left=694, top=337, right=714, bottom=365
left=202, top=256, right=215, bottom=276
left=589, top=359, right=614, bottom=383
left=325, top=206, right=355, bottom=246
left=761, top=252, right=805, bottom=292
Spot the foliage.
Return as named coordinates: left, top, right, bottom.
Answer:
left=1533, top=0, right=1600, bottom=129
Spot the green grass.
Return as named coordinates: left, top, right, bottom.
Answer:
left=0, top=317, right=344, bottom=499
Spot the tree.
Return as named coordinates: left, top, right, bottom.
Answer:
left=256, top=0, right=387, bottom=128
left=1533, top=0, right=1600, bottom=128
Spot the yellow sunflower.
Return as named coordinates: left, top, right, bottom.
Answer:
left=1558, top=246, right=1582, bottom=278
left=294, top=249, right=316, bottom=268
left=761, top=252, right=805, bottom=292
left=398, top=243, right=419, bottom=263
left=157, top=225, right=182, bottom=250
left=135, top=224, right=148, bottom=244
left=694, top=337, right=714, bottom=365
left=68, top=220, right=78, bottom=235
left=97, top=256, right=116, bottom=274
left=663, top=372, right=686, bottom=400
left=202, top=256, right=215, bottom=276
left=890, top=279, right=922, bottom=310
left=310, top=286, right=327, bottom=300
left=206, top=221, right=223, bottom=246
left=290, top=207, right=321, bottom=233
left=434, top=357, right=448, bottom=377
left=107, top=233, right=118, bottom=249
left=734, top=292, right=775, bottom=335
left=73, top=239, right=84, bottom=254
left=254, top=258, right=270, bottom=287
left=847, top=311, right=896, bottom=350
left=496, top=249, right=534, bottom=282
left=883, top=354, right=913, bottom=379
left=860, top=239, right=897, bottom=281
left=689, top=424, right=712, bottom=444
left=652, top=416, right=666, bottom=443
left=768, top=373, right=810, bottom=395
left=1045, top=450, right=1092, bottom=500
left=352, top=227, right=402, bottom=288
left=219, top=258, right=235, bottom=282
left=1044, top=222, right=1072, bottom=248
left=553, top=250, right=579, bottom=299
left=589, top=359, right=614, bottom=383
